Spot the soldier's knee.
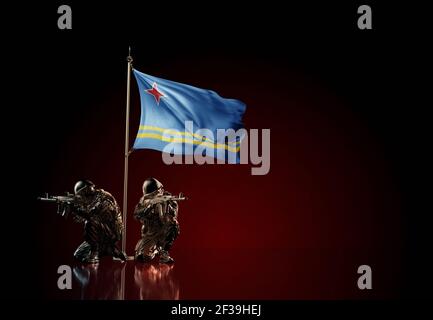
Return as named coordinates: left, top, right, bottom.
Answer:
left=74, top=241, right=91, bottom=260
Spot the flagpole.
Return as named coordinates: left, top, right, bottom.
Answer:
left=123, top=47, right=133, bottom=254
left=120, top=47, right=133, bottom=300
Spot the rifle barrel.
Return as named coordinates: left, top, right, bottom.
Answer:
left=37, top=197, right=57, bottom=202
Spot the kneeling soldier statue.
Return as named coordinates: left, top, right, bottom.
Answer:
left=134, top=178, right=186, bottom=264
left=39, top=180, right=127, bottom=263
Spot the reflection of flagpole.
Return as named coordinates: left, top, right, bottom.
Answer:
left=120, top=263, right=126, bottom=300
left=121, top=47, right=133, bottom=300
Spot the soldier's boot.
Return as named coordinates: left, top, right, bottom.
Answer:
left=82, top=250, right=100, bottom=264
left=159, top=250, right=174, bottom=264
left=112, top=246, right=128, bottom=262
left=135, top=253, right=154, bottom=262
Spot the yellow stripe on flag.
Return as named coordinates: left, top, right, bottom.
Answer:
left=136, top=132, right=241, bottom=152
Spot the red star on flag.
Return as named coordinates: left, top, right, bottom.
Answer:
left=145, top=82, right=165, bottom=105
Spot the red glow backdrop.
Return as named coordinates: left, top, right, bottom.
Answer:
left=35, top=57, right=403, bottom=299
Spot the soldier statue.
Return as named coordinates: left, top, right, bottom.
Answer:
left=39, top=180, right=127, bottom=263
left=71, top=180, right=127, bottom=263
left=134, top=178, right=185, bottom=264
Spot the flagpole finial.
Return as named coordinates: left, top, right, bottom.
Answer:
left=127, top=46, right=133, bottom=63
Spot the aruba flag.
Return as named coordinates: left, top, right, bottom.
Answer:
left=132, top=69, right=247, bottom=163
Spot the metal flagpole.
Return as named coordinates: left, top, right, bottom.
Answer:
left=120, top=47, right=133, bottom=301
left=123, top=47, right=133, bottom=254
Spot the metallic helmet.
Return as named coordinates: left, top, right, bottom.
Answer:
left=142, top=178, right=163, bottom=195
left=74, top=180, right=95, bottom=195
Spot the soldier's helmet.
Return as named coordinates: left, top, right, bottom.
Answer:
left=74, top=180, right=96, bottom=195
left=142, top=178, right=163, bottom=195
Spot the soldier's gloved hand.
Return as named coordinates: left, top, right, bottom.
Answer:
left=70, top=203, right=90, bottom=220
left=58, top=202, right=71, bottom=217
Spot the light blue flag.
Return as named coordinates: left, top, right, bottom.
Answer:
left=132, top=69, right=247, bottom=163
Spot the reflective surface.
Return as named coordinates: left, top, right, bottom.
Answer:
left=41, top=248, right=402, bottom=299
left=71, top=260, right=179, bottom=300
left=134, top=263, right=179, bottom=300
left=73, top=263, right=125, bottom=300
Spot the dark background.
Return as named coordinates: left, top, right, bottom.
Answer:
left=3, top=1, right=430, bottom=300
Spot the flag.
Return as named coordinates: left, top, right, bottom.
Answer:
left=132, top=69, right=247, bottom=163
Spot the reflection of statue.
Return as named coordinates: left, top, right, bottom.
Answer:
left=134, top=263, right=179, bottom=300
left=73, top=262, right=125, bottom=300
